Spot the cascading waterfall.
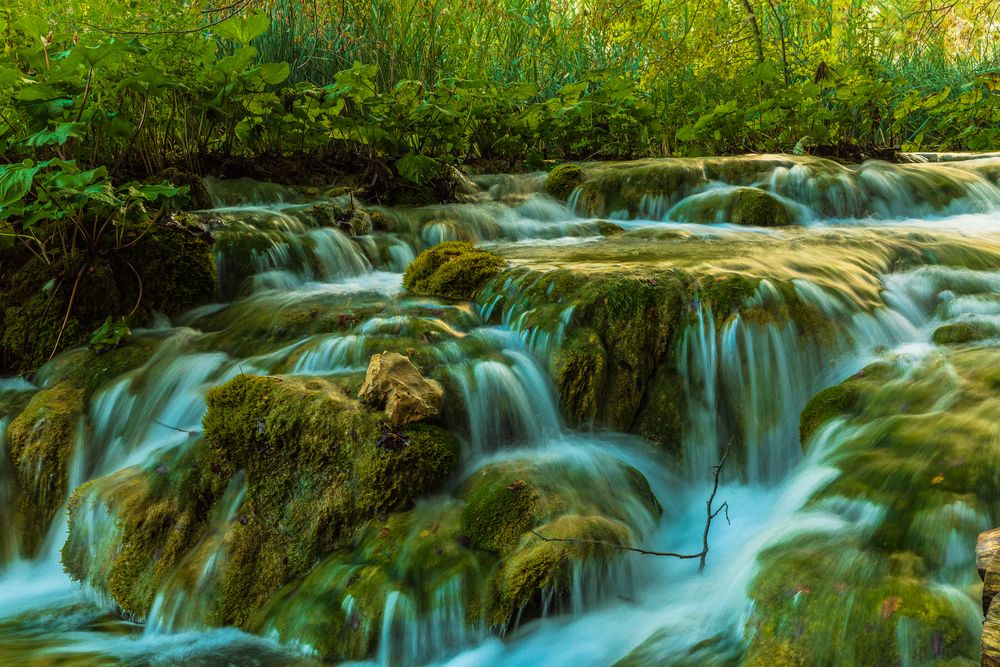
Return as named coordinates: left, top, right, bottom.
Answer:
left=4, top=155, right=1000, bottom=665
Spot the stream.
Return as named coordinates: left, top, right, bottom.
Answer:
left=2, top=154, right=999, bottom=666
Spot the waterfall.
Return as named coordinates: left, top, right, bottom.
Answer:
left=5, top=157, right=1000, bottom=665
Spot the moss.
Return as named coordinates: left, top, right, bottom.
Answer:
left=0, top=221, right=217, bottom=374
left=932, top=321, right=995, bottom=345
left=634, top=366, right=684, bottom=453
left=596, top=221, right=625, bottom=235
left=486, top=514, right=629, bottom=627
left=799, top=383, right=861, bottom=447
left=745, top=540, right=977, bottom=666
left=544, top=164, right=584, bottom=201
left=37, top=339, right=159, bottom=396
left=117, top=223, right=216, bottom=316
left=6, top=382, right=84, bottom=557
left=63, top=461, right=203, bottom=619
left=403, top=241, right=506, bottom=300
left=460, top=470, right=542, bottom=555
left=551, top=328, right=606, bottom=425
left=181, top=374, right=456, bottom=625
left=730, top=188, right=794, bottom=226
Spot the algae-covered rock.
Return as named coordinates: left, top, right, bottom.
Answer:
left=744, top=348, right=1000, bottom=666
left=670, top=187, right=795, bottom=226
left=545, top=164, right=584, bottom=201
left=458, top=455, right=660, bottom=629
left=932, top=321, right=996, bottom=345
left=799, top=383, right=861, bottom=447
left=403, top=241, right=506, bottom=300
left=6, top=382, right=84, bottom=557
left=0, top=221, right=216, bottom=374
left=487, top=514, right=629, bottom=626
left=358, top=352, right=444, bottom=425
left=64, top=373, right=460, bottom=628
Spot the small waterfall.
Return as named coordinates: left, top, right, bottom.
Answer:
left=145, top=472, right=248, bottom=635
left=442, top=331, right=562, bottom=456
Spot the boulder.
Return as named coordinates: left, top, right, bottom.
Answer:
left=358, top=352, right=444, bottom=425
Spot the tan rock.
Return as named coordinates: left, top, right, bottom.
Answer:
left=980, top=528, right=1000, bottom=666
left=358, top=352, right=443, bottom=425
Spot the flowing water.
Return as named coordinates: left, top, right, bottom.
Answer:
left=3, top=154, right=1000, bottom=665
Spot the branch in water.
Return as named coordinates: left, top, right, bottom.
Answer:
left=153, top=419, right=200, bottom=437
left=529, top=443, right=732, bottom=573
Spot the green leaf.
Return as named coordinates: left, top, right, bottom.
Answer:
left=12, top=16, right=47, bottom=37
left=214, top=12, right=270, bottom=45
left=396, top=153, right=441, bottom=185
left=256, top=62, right=290, bottom=85
left=89, top=316, right=131, bottom=353
left=23, top=122, right=85, bottom=147
left=0, top=161, right=42, bottom=210
left=128, top=182, right=185, bottom=201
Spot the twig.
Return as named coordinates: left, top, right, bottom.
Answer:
left=529, top=442, right=733, bottom=574
left=124, top=260, right=143, bottom=320
left=49, top=262, right=89, bottom=361
left=153, top=419, right=199, bottom=437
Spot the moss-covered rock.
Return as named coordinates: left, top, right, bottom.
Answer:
left=403, top=241, right=506, bottom=300
left=64, top=373, right=459, bottom=628
left=6, top=382, right=84, bottom=557
left=932, top=321, right=996, bottom=345
left=799, top=383, right=861, bottom=447
left=0, top=221, right=216, bottom=374
left=487, top=514, right=629, bottom=626
left=545, top=164, right=584, bottom=201
left=458, top=455, right=660, bottom=629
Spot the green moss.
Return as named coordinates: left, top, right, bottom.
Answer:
left=460, top=470, right=542, bottom=555
left=551, top=328, right=606, bottom=425
left=931, top=321, right=995, bottom=345
left=544, top=164, right=584, bottom=201
left=799, top=383, right=861, bottom=446
left=0, top=221, right=216, bottom=374
left=486, top=514, right=629, bottom=627
left=730, top=188, right=793, bottom=226
left=7, top=382, right=84, bottom=557
left=634, top=366, right=684, bottom=452
left=118, top=223, right=216, bottom=316
left=403, top=242, right=506, bottom=300
left=158, top=375, right=454, bottom=625
left=38, top=339, right=159, bottom=396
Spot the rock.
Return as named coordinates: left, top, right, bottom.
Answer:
left=980, top=528, right=1000, bottom=665
left=932, top=321, right=996, bottom=345
left=358, top=352, right=444, bottom=425
left=544, top=164, right=584, bottom=201
left=402, top=241, right=506, bottom=300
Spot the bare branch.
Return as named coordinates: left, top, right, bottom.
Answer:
left=530, top=442, right=733, bottom=573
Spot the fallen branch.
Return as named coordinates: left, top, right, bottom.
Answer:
left=530, top=443, right=732, bottom=573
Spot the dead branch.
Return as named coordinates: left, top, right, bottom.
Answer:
left=530, top=443, right=732, bottom=574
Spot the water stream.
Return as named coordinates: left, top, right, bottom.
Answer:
left=3, top=155, right=1000, bottom=665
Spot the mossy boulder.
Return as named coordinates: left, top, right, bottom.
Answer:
left=458, top=456, right=660, bottom=629
left=487, top=514, right=629, bottom=626
left=545, top=164, right=585, bottom=201
left=670, top=187, right=794, bottom=226
left=799, top=383, right=861, bottom=447
left=932, top=321, right=996, bottom=345
left=64, top=373, right=459, bottom=628
left=6, top=381, right=84, bottom=556
left=0, top=221, right=216, bottom=374
left=403, top=241, right=506, bottom=300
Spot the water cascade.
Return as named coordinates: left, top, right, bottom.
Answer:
left=3, top=155, right=1000, bottom=665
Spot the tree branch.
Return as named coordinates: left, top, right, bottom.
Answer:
left=530, top=443, right=733, bottom=573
